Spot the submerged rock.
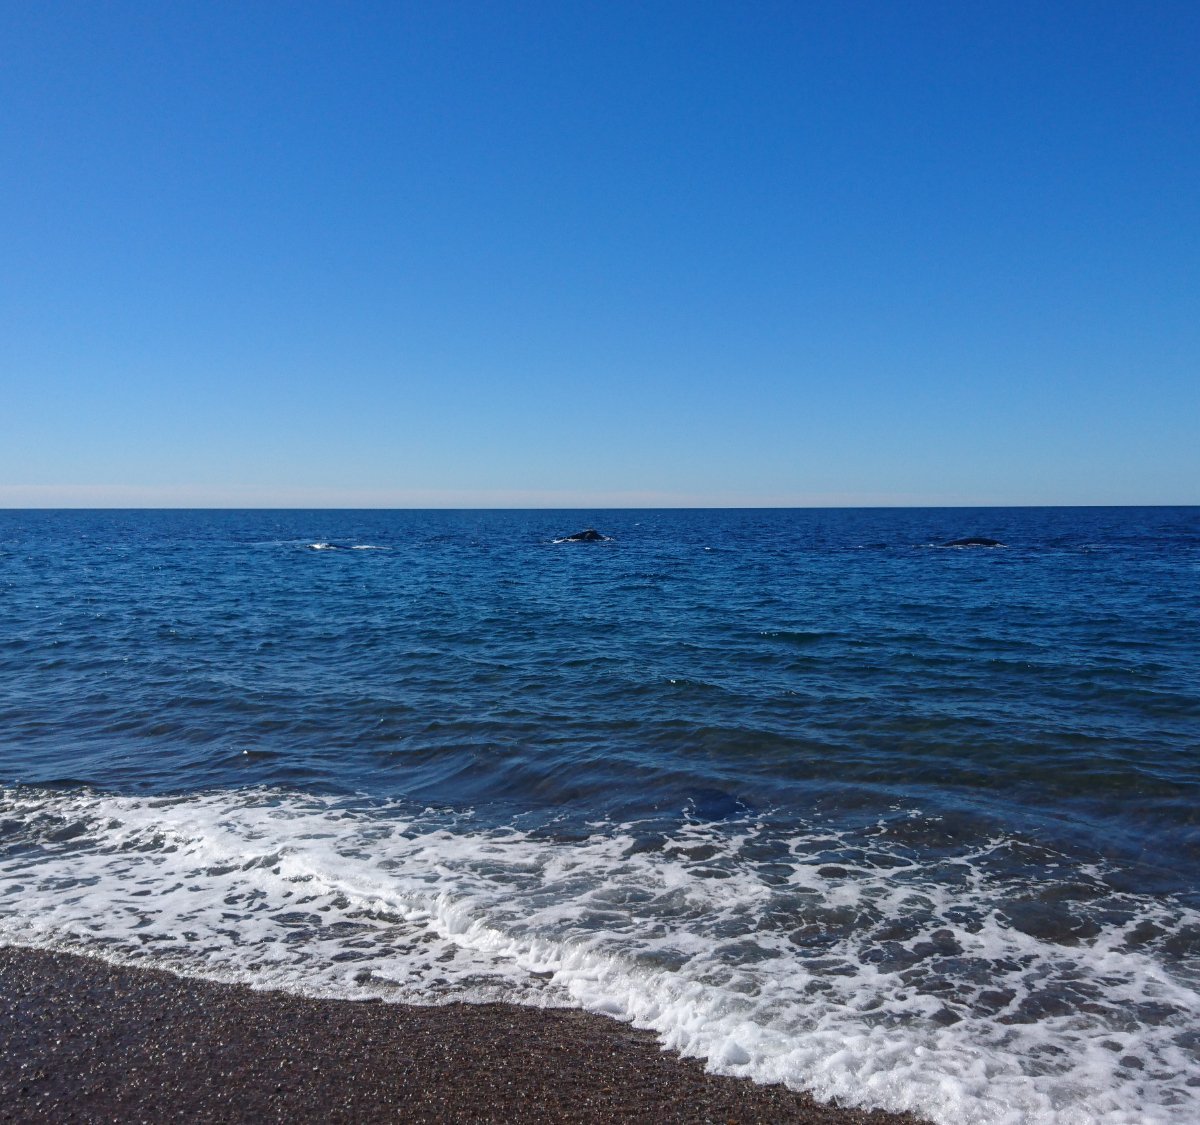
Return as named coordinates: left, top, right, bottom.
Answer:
left=686, top=787, right=746, bottom=821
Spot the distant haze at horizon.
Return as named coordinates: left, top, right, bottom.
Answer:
left=2, top=2, right=1196, bottom=508
left=1, top=486, right=1194, bottom=510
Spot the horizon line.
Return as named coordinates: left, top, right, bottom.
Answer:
left=2, top=503, right=1195, bottom=512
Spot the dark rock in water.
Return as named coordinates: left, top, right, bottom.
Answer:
left=943, top=537, right=1004, bottom=548
left=562, top=528, right=608, bottom=542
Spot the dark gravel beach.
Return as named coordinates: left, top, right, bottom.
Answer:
left=0, top=946, right=927, bottom=1124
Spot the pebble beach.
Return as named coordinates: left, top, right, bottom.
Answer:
left=0, top=947, right=926, bottom=1124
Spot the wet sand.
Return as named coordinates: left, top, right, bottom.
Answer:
left=0, top=945, right=929, bottom=1124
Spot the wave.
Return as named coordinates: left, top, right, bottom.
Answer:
left=306, top=542, right=389, bottom=551
left=757, top=629, right=833, bottom=646
left=2, top=786, right=1198, bottom=1124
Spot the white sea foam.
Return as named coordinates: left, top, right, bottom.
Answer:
left=2, top=787, right=1198, bottom=1125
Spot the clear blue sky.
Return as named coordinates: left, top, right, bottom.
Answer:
left=2, top=0, right=1196, bottom=507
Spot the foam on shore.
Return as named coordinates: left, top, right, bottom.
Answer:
left=2, top=787, right=1198, bottom=1124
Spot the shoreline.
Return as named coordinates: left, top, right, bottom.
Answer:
left=1, top=945, right=929, bottom=1124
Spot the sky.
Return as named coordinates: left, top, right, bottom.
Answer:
left=2, top=0, right=1197, bottom=507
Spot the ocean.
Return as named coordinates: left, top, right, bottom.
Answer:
left=2, top=507, right=1197, bottom=1124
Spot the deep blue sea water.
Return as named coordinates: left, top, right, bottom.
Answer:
left=2, top=508, right=1198, bottom=1123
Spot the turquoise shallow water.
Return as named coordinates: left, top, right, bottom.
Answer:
left=2, top=507, right=1199, bottom=1123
